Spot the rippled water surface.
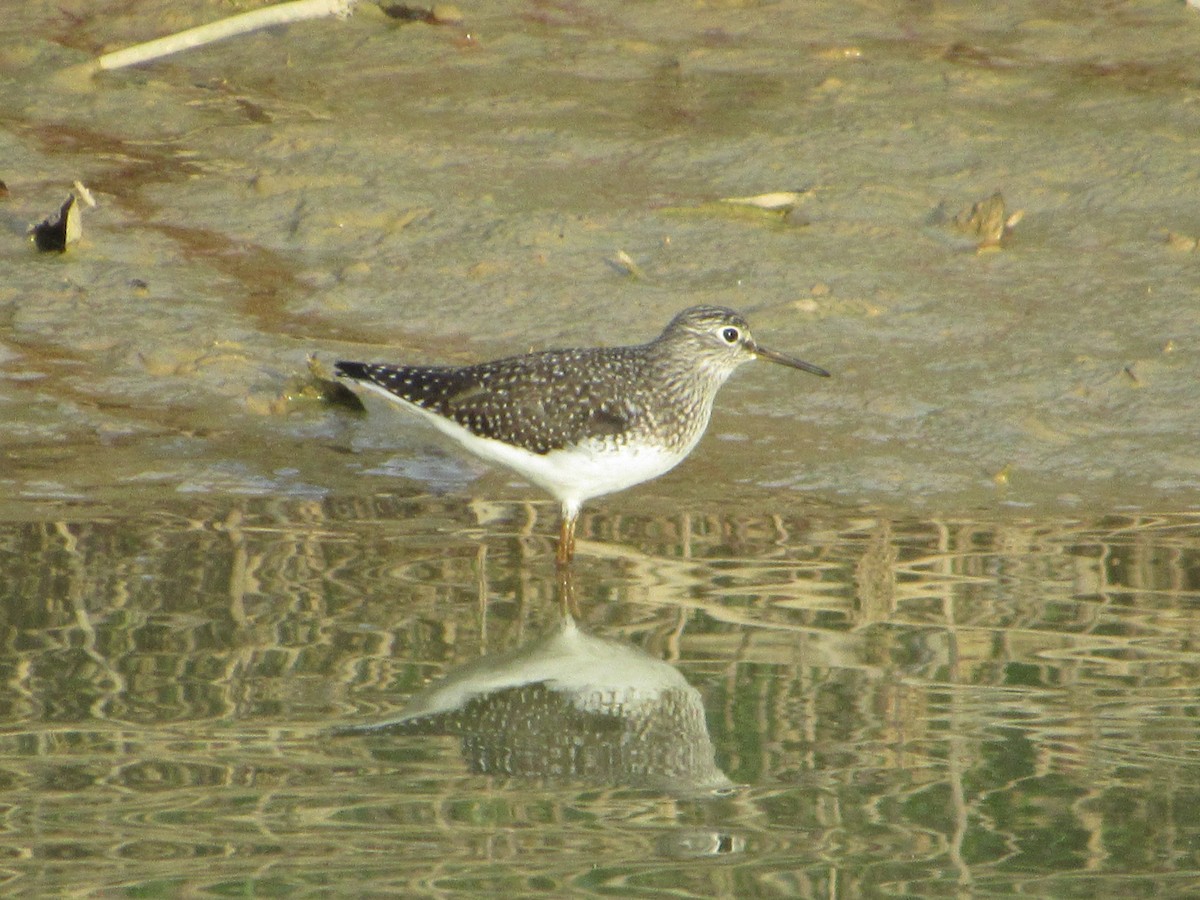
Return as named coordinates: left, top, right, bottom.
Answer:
left=3, top=497, right=1199, bottom=896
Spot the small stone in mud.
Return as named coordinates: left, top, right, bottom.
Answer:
left=381, top=3, right=463, bottom=24
left=607, top=249, right=644, bottom=279
left=294, top=356, right=366, bottom=412
left=30, top=195, right=82, bottom=252
left=1165, top=232, right=1198, bottom=252
left=719, top=191, right=808, bottom=212
left=380, top=3, right=429, bottom=21
left=951, top=191, right=1022, bottom=250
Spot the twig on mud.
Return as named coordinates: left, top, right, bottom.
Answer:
left=65, top=0, right=360, bottom=77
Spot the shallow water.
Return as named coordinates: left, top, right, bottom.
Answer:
left=3, top=497, right=1200, bottom=895
left=3, top=0, right=1200, bottom=896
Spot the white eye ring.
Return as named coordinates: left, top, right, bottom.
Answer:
left=721, top=327, right=740, bottom=344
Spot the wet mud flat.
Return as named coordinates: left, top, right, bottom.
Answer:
left=1, top=0, right=1198, bottom=513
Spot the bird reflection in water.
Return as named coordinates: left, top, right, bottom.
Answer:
left=335, top=574, right=735, bottom=800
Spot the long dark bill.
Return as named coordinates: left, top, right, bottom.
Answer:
left=752, top=343, right=831, bottom=378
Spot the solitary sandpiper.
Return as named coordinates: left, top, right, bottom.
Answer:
left=335, top=305, right=829, bottom=564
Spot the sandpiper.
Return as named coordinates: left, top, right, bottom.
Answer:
left=335, top=305, right=829, bottom=564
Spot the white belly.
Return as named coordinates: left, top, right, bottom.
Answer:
left=352, top=382, right=694, bottom=512
left=494, top=437, right=686, bottom=507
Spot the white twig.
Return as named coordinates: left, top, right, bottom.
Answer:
left=72, top=0, right=359, bottom=76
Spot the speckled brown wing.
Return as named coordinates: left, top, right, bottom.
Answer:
left=335, top=348, right=647, bottom=455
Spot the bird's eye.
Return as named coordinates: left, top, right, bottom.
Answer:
left=721, top=327, right=740, bottom=344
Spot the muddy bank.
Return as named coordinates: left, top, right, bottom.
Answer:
left=1, top=1, right=1198, bottom=516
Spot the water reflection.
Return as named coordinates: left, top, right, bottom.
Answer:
left=0, top=498, right=1198, bottom=895
left=336, top=607, right=735, bottom=798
